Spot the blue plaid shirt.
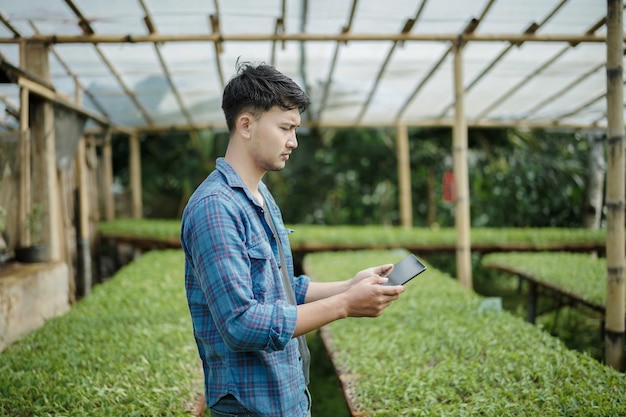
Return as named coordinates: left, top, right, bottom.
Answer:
left=181, top=158, right=310, bottom=417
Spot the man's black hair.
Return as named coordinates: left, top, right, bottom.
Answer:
left=221, top=61, right=310, bottom=132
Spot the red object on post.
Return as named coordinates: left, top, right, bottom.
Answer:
left=443, top=170, right=455, bottom=203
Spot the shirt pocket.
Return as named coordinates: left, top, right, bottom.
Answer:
left=246, top=241, right=274, bottom=301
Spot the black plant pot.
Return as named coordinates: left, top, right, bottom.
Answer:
left=15, top=244, right=50, bottom=263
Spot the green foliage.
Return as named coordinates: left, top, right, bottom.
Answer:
left=110, top=127, right=593, bottom=228
left=99, top=218, right=182, bottom=241
left=272, top=128, right=400, bottom=225
left=470, top=130, right=589, bottom=227
left=111, top=130, right=229, bottom=218
left=99, top=219, right=607, bottom=250
left=481, top=252, right=613, bottom=307
left=0, top=250, right=201, bottom=416
left=305, top=250, right=626, bottom=416
left=306, top=331, right=351, bottom=417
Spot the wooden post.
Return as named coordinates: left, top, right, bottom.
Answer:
left=22, top=41, right=62, bottom=260
left=129, top=131, right=143, bottom=219
left=102, top=129, right=115, bottom=221
left=76, top=138, right=92, bottom=295
left=453, top=40, right=472, bottom=289
left=396, top=124, right=412, bottom=229
left=604, top=0, right=625, bottom=371
left=18, top=84, right=31, bottom=247
left=75, top=81, right=92, bottom=296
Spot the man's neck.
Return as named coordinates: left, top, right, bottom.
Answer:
left=224, top=147, right=265, bottom=206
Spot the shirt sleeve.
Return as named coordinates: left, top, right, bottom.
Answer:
left=293, top=274, right=310, bottom=305
left=182, top=193, right=296, bottom=353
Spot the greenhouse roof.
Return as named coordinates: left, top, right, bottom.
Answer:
left=0, top=0, right=623, bottom=133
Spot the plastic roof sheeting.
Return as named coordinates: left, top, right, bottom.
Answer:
left=0, top=0, right=623, bottom=132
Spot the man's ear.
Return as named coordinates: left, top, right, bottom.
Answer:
left=237, top=113, right=253, bottom=139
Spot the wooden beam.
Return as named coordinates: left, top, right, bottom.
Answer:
left=112, top=116, right=603, bottom=134
left=270, top=0, right=287, bottom=66
left=438, top=16, right=555, bottom=118
left=355, top=0, right=424, bottom=124
left=22, top=41, right=63, bottom=260
left=0, top=32, right=615, bottom=45
left=394, top=13, right=490, bottom=123
left=522, top=62, right=605, bottom=118
left=18, top=85, right=30, bottom=247
left=316, top=0, right=359, bottom=121
left=63, top=0, right=94, bottom=35
left=60, top=0, right=154, bottom=126
left=92, top=45, right=154, bottom=126
left=209, top=14, right=225, bottom=89
left=0, top=13, right=21, bottom=38
left=27, top=21, right=112, bottom=122
left=395, top=46, right=451, bottom=122
left=16, top=76, right=112, bottom=127
left=136, top=0, right=195, bottom=128
left=475, top=47, right=571, bottom=120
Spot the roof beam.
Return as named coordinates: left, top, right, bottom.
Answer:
left=209, top=10, right=225, bottom=89
left=16, top=76, right=113, bottom=128
left=27, top=21, right=111, bottom=121
left=0, top=13, right=20, bottom=38
left=62, top=0, right=154, bottom=126
left=557, top=91, right=605, bottom=121
left=394, top=0, right=495, bottom=123
left=316, top=0, right=359, bottom=121
left=474, top=11, right=609, bottom=121
left=474, top=47, right=571, bottom=120
left=271, top=0, right=287, bottom=66
left=437, top=0, right=572, bottom=118
left=138, top=0, right=196, bottom=128
left=0, top=16, right=112, bottom=125
left=354, top=0, right=428, bottom=124
left=0, top=32, right=615, bottom=45
left=119, top=117, right=602, bottom=134
left=521, top=62, right=605, bottom=118
left=92, top=46, right=154, bottom=125
left=63, top=0, right=95, bottom=35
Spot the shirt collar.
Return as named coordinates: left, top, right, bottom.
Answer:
left=216, top=157, right=268, bottom=207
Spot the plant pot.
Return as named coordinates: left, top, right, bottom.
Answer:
left=15, top=244, right=50, bottom=263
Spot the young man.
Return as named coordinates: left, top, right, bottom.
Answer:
left=180, top=62, right=405, bottom=417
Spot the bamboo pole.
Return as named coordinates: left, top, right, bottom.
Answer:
left=604, top=0, right=624, bottom=371
left=453, top=40, right=472, bottom=290
left=1, top=32, right=615, bottom=45
left=76, top=138, right=92, bottom=295
left=396, top=124, right=412, bottom=229
left=75, top=83, right=92, bottom=296
left=129, top=131, right=143, bottom=219
left=17, top=86, right=30, bottom=247
left=93, top=118, right=602, bottom=135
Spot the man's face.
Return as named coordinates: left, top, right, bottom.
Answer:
left=248, top=106, right=301, bottom=172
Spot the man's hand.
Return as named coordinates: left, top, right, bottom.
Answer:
left=343, top=274, right=404, bottom=318
left=350, top=264, right=394, bottom=287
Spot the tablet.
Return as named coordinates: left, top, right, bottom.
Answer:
left=383, top=254, right=427, bottom=286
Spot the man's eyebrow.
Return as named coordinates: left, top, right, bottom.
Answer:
left=280, top=121, right=300, bottom=128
